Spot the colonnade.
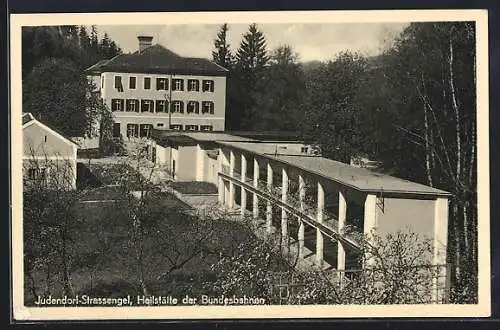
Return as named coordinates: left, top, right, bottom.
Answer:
left=217, top=148, right=368, bottom=270
left=216, top=146, right=451, bottom=302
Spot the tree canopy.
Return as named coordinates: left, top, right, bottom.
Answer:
left=22, top=25, right=122, bottom=137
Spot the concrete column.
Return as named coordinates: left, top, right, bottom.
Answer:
left=281, top=168, right=289, bottom=251
left=266, top=162, right=273, bottom=234
left=433, top=197, right=449, bottom=303
left=229, top=150, right=235, bottom=209
left=316, top=182, right=325, bottom=266
left=195, top=144, right=204, bottom=181
left=229, top=150, right=235, bottom=176
left=217, top=148, right=224, bottom=205
left=298, top=220, right=305, bottom=259
left=240, top=154, right=247, bottom=215
left=218, top=176, right=224, bottom=204
left=298, top=174, right=306, bottom=259
left=224, top=180, right=230, bottom=207
left=253, top=158, right=259, bottom=219
left=363, top=194, right=378, bottom=267
left=337, top=190, right=347, bottom=270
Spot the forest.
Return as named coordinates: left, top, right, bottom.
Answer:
left=21, top=22, right=478, bottom=303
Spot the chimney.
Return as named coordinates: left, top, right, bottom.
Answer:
left=137, top=36, right=153, bottom=53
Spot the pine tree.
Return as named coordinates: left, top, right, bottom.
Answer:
left=78, top=26, right=90, bottom=51
left=231, top=23, right=270, bottom=129
left=236, top=23, right=269, bottom=73
left=100, top=32, right=111, bottom=58
left=212, top=23, right=233, bottom=69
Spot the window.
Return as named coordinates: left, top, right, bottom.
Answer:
left=201, top=101, right=214, bottom=114
left=129, top=76, right=137, bottom=89
left=200, top=125, right=213, bottom=132
left=172, top=79, right=184, bottom=91
left=186, top=101, right=199, bottom=114
left=156, top=78, right=169, bottom=90
left=101, top=75, right=104, bottom=88
left=114, top=76, right=123, bottom=91
left=171, top=101, right=184, bottom=113
left=157, top=123, right=164, bottom=127
left=202, top=80, right=214, bottom=92
left=141, top=99, right=154, bottom=112
left=187, top=79, right=199, bottom=91
left=111, top=99, right=124, bottom=111
left=139, top=124, right=153, bottom=138
left=301, top=147, right=309, bottom=153
left=28, top=167, right=46, bottom=181
left=155, top=100, right=168, bottom=113
left=185, top=125, right=198, bottom=131
left=127, top=124, right=139, bottom=138
left=126, top=99, right=139, bottom=112
left=170, top=124, right=183, bottom=131
left=113, top=123, right=121, bottom=137
left=144, top=77, right=151, bottom=89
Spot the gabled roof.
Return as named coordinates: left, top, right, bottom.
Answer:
left=22, top=113, right=79, bottom=147
left=85, top=44, right=229, bottom=76
left=22, top=112, right=35, bottom=125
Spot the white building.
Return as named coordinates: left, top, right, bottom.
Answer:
left=150, top=130, right=452, bottom=302
left=23, top=113, right=78, bottom=190
left=86, top=36, right=228, bottom=138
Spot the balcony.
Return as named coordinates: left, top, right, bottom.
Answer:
left=219, top=166, right=362, bottom=249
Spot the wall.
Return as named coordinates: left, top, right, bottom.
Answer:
left=24, top=122, right=75, bottom=158
left=204, top=155, right=218, bottom=185
left=155, top=144, right=167, bottom=165
left=376, top=197, right=435, bottom=241
left=101, top=72, right=226, bottom=136
left=176, top=145, right=197, bottom=181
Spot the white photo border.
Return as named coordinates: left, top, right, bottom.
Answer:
left=10, top=9, right=491, bottom=320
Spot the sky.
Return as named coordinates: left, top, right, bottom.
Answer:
left=95, top=23, right=408, bottom=63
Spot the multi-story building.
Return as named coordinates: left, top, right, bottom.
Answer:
left=86, top=36, right=228, bottom=138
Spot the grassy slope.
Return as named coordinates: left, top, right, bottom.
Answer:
left=23, top=188, right=256, bottom=305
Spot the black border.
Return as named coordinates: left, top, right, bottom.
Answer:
left=5, top=0, right=500, bottom=327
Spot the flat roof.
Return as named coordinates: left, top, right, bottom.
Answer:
left=151, top=130, right=256, bottom=144
left=182, top=132, right=255, bottom=142
left=217, top=141, right=451, bottom=197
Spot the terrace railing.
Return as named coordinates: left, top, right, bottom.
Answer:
left=219, top=169, right=362, bottom=248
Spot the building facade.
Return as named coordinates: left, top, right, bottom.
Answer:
left=86, top=36, right=228, bottom=138
left=23, top=113, right=78, bottom=190
left=149, top=130, right=452, bottom=302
